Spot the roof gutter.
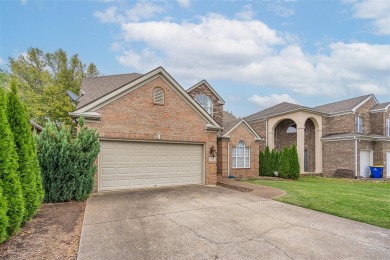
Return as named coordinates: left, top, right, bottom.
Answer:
left=205, top=124, right=224, bottom=131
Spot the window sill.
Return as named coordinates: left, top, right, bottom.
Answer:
left=232, top=167, right=251, bottom=169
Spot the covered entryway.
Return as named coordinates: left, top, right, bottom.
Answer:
left=99, top=141, right=203, bottom=191
left=360, top=150, right=372, bottom=178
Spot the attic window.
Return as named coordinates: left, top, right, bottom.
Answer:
left=195, top=94, right=213, bottom=114
left=154, top=87, right=164, bottom=105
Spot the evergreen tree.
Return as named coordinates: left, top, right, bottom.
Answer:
left=289, top=145, right=300, bottom=180
left=278, top=147, right=290, bottom=179
left=0, top=87, right=24, bottom=236
left=6, top=82, right=41, bottom=222
left=0, top=186, right=9, bottom=243
left=31, top=136, right=44, bottom=203
left=264, top=146, right=271, bottom=176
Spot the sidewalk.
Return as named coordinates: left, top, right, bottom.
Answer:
left=216, top=175, right=286, bottom=199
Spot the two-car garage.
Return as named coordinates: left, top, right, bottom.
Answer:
left=98, top=141, right=204, bottom=191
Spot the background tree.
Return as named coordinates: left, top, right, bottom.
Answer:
left=6, top=82, right=42, bottom=222
left=0, top=87, right=24, bottom=236
left=9, top=47, right=100, bottom=126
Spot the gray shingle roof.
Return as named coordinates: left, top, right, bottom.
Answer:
left=371, top=102, right=390, bottom=111
left=245, top=102, right=308, bottom=122
left=314, top=94, right=372, bottom=114
left=77, top=73, right=143, bottom=109
left=221, top=118, right=241, bottom=136
left=223, top=111, right=237, bottom=123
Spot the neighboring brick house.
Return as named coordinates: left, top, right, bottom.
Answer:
left=70, top=67, right=260, bottom=192
left=246, top=95, right=390, bottom=178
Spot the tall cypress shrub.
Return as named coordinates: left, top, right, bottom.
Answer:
left=259, top=150, right=264, bottom=176
left=289, top=145, right=300, bottom=180
left=6, top=82, right=41, bottom=222
left=264, top=146, right=271, bottom=176
left=0, top=187, right=9, bottom=243
left=278, top=147, right=290, bottom=179
left=0, top=87, right=24, bottom=236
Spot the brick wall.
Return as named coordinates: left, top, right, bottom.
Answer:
left=322, top=140, right=355, bottom=177
left=217, top=138, right=228, bottom=176
left=187, top=83, right=224, bottom=126
left=355, top=98, right=377, bottom=134
left=227, top=124, right=259, bottom=178
left=274, top=119, right=296, bottom=151
left=305, top=119, right=316, bottom=172
left=249, top=120, right=266, bottom=151
left=85, top=76, right=219, bottom=191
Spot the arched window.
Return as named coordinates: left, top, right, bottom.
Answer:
left=286, top=123, right=297, bottom=133
left=232, top=140, right=250, bottom=168
left=195, top=94, right=213, bottom=114
left=153, top=87, right=164, bottom=105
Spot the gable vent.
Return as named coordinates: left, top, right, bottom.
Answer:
left=154, top=87, right=164, bottom=105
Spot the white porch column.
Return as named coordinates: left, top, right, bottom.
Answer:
left=268, top=130, right=275, bottom=149
left=315, top=128, right=323, bottom=173
left=296, top=126, right=305, bottom=173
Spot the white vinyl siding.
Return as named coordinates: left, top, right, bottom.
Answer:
left=232, top=141, right=250, bottom=168
left=99, top=141, right=203, bottom=191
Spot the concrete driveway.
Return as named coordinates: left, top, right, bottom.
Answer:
left=78, top=185, right=390, bottom=260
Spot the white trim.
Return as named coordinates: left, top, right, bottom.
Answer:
left=323, top=111, right=354, bottom=117
left=370, top=103, right=390, bottom=113
left=231, top=140, right=250, bottom=169
left=71, top=67, right=221, bottom=128
left=352, top=95, right=378, bottom=112
left=187, top=79, right=225, bottom=105
left=222, top=119, right=261, bottom=140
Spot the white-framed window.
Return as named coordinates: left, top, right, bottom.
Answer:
left=195, top=94, right=213, bottom=115
left=355, top=115, right=364, bottom=133
left=386, top=117, right=390, bottom=137
left=232, top=141, right=250, bottom=168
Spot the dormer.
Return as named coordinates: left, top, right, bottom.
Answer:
left=370, top=102, right=390, bottom=136
left=187, top=80, right=225, bottom=126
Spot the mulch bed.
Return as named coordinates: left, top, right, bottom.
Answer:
left=0, top=201, right=86, bottom=260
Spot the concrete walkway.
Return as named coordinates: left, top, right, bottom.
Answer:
left=78, top=185, right=390, bottom=260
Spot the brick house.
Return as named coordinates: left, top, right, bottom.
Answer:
left=70, top=67, right=260, bottom=192
left=246, top=95, right=390, bottom=178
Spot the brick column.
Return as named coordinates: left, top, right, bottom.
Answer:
left=315, top=128, right=323, bottom=173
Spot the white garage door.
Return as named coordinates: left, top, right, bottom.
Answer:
left=387, top=152, right=390, bottom=178
left=360, top=150, right=372, bottom=178
left=99, top=141, right=203, bottom=191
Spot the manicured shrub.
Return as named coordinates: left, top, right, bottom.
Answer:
left=278, top=147, right=290, bottom=179
left=36, top=117, right=100, bottom=202
left=289, top=145, right=300, bottom=180
left=263, top=146, right=271, bottom=176
left=269, top=149, right=279, bottom=176
left=6, top=82, right=42, bottom=223
left=259, top=150, right=264, bottom=176
left=0, top=87, right=24, bottom=236
left=0, top=187, right=9, bottom=243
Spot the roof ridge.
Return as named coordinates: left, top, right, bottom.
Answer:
left=84, top=72, right=143, bottom=80
left=314, top=94, right=372, bottom=108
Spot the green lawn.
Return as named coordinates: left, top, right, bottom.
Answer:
left=245, top=176, right=390, bottom=229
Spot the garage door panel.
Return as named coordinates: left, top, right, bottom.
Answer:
left=99, top=141, right=203, bottom=191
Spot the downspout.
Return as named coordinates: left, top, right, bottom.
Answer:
left=227, top=139, right=230, bottom=177
left=265, top=118, right=268, bottom=147
left=354, top=136, right=358, bottom=178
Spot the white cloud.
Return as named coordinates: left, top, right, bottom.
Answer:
left=249, top=94, right=297, bottom=108
left=268, top=1, right=295, bottom=17
left=348, top=0, right=390, bottom=35
left=235, top=5, right=255, bottom=21
left=177, top=0, right=191, bottom=9
left=94, top=1, right=164, bottom=24
left=100, top=10, right=389, bottom=98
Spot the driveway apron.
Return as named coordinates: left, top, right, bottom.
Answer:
left=78, top=185, right=390, bottom=260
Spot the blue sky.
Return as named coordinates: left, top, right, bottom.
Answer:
left=1, top=0, right=389, bottom=117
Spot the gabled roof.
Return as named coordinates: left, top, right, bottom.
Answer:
left=223, top=111, right=238, bottom=123
left=314, top=94, right=377, bottom=114
left=245, top=102, right=319, bottom=122
left=371, top=102, right=390, bottom=112
left=77, top=73, right=143, bottom=109
left=220, top=118, right=261, bottom=140
left=186, top=80, right=225, bottom=105
left=71, top=67, right=222, bottom=129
